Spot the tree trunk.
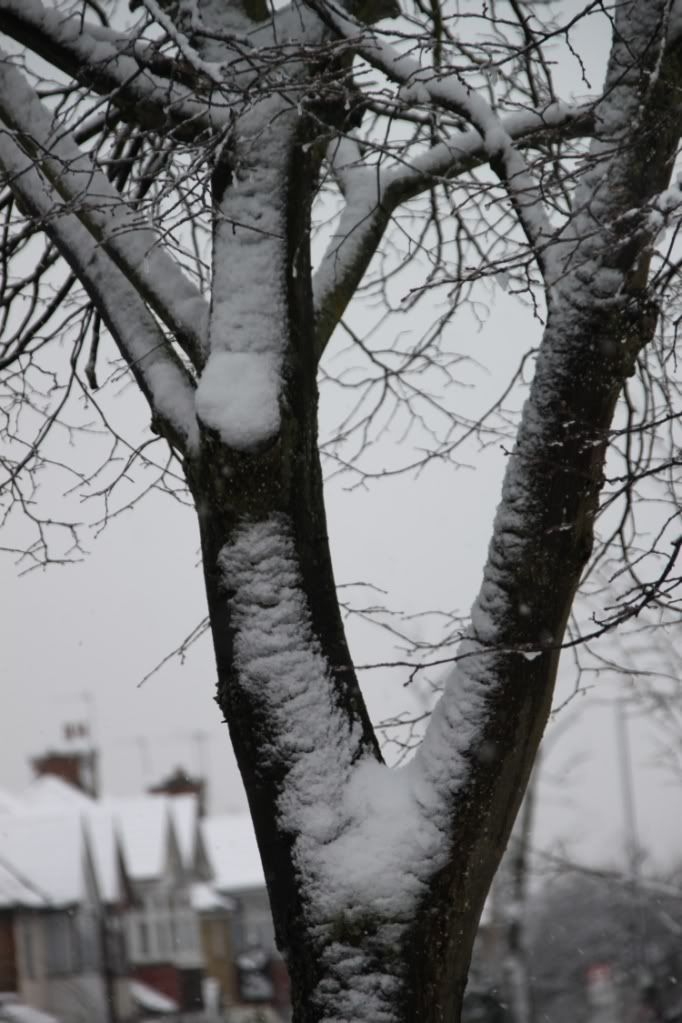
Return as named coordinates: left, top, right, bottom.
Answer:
left=184, top=9, right=682, bottom=1023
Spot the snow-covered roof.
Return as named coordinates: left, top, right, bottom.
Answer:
left=2, top=779, right=202, bottom=899
left=102, top=796, right=170, bottom=883
left=82, top=806, right=122, bottom=904
left=0, top=859, right=48, bottom=909
left=0, top=813, right=90, bottom=907
left=17, top=778, right=122, bottom=904
left=201, top=814, right=265, bottom=892
left=190, top=881, right=234, bottom=913
left=164, top=794, right=197, bottom=870
left=22, top=774, right=94, bottom=810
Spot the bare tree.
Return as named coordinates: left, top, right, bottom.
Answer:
left=527, top=866, right=682, bottom=1023
left=1, top=1, right=682, bottom=1020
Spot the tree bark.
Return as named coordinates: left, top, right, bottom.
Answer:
left=184, top=12, right=682, bottom=1021
left=4, top=2, right=680, bottom=1021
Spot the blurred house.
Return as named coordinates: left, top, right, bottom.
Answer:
left=0, top=743, right=290, bottom=1022
left=0, top=812, right=109, bottom=1023
left=105, top=794, right=204, bottom=1012
left=202, top=816, right=289, bottom=1015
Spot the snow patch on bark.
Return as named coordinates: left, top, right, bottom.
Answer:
left=299, top=756, right=447, bottom=919
left=219, top=515, right=457, bottom=1021
left=218, top=516, right=358, bottom=806
left=196, top=350, right=281, bottom=449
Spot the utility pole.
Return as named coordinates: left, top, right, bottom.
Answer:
left=614, top=698, right=640, bottom=880
left=613, top=698, right=663, bottom=1021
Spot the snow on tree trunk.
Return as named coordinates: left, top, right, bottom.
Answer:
left=3, top=2, right=682, bottom=1021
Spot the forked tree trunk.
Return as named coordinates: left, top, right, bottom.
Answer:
left=181, top=96, right=485, bottom=1020
left=2, top=1, right=682, bottom=1020
left=183, top=8, right=682, bottom=1023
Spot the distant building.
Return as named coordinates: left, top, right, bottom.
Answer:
left=30, top=723, right=98, bottom=798
left=1, top=748, right=291, bottom=1022
left=0, top=812, right=111, bottom=1023
left=148, top=767, right=207, bottom=819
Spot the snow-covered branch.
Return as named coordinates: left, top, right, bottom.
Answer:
left=0, top=126, right=199, bottom=453
left=0, top=0, right=225, bottom=139
left=411, top=0, right=682, bottom=876
left=313, top=138, right=388, bottom=358
left=197, top=100, right=296, bottom=451
left=313, top=100, right=593, bottom=355
left=0, top=54, right=209, bottom=369
left=136, top=0, right=225, bottom=85
left=309, top=0, right=556, bottom=267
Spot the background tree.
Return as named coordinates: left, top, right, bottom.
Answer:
left=526, top=866, right=682, bottom=1023
left=1, top=1, right=682, bottom=1021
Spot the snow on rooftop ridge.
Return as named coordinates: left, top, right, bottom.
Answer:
left=22, top=774, right=95, bottom=809
left=82, top=806, right=122, bottom=905
left=163, top=792, right=198, bottom=870
left=101, top=795, right=170, bottom=883
left=201, top=814, right=265, bottom=892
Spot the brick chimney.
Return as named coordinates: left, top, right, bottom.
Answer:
left=148, top=766, right=206, bottom=816
left=31, top=723, right=99, bottom=797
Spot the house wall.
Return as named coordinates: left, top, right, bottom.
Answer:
left=15, top=912, right=49, bottom=1009
left=199, top=913, right=238, bottom=1005
left=14, top=911, right=108, bottom=1023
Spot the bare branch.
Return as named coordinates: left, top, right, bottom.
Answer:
left=0, top=0, right=227, bottom=138
left=0, top=129, right=198, bottom=453
left=0, top=53, right=209, bottom=368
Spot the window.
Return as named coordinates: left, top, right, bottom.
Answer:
left=77, top=910, right=102, bottom=972
left=177, top=910, right=199, bottom=954
left=45, top=913, right=79, bottom=976
left=156, top=917, right=171, bottom=960
left=137, top=917, right=150, bottom=959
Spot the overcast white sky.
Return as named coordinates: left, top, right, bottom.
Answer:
left=2, top=0, right=681, bottom=881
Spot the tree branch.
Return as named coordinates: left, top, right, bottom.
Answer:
left=0, top=129, right=199, bottom=453
left=409, top=0, right=682, bottom=947
left=0, top=53, right=210, bottom=369
left=0, top=0, right=226, bottom=139
left=313, top=101, right=595, bottom=356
